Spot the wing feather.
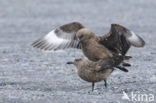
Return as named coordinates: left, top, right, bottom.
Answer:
left=98, top=24, right=145, bottom=55
left=32, top=22, right=85, bottom=50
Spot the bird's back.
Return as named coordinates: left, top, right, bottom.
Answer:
left=81, top=38, right=113, bottom=61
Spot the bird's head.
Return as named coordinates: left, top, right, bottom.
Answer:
left=67, top=58, right=86, bottom=67
left=76, top=28, right=96, bottom=42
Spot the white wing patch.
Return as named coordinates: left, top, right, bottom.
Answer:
left=32, top=29, right=80, bottom=50
left=127, top=31, right=145, bottom=47
left=44, top=30, right=68, bottom=45
left=128, top=31, right=140, bottom=42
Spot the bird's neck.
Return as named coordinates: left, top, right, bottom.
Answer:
left=81, top=38, right=95, bottom=46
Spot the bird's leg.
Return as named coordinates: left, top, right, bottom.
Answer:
left=92, top=82, right=95, bottom=91
left=104, top=80, right=107, bottom=88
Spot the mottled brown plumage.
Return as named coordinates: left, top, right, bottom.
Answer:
left=32, top=22, right=145, bottom=61
left=76, top=28, right=113, bottom=61
left=98, top=24, right=145, bottom=55
left=67, top=56, right=128, bottom=91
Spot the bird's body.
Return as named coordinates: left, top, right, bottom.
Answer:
left=67, top=56, right=128, bottom=91
left=80, top=37, right=113, bottom=61
left=75, top=59, right=113, bottom=82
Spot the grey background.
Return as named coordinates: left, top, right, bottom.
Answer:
left=0, top=0, right=156, bottom=103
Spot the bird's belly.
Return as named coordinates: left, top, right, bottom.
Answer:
left=78, top=68, right=113, bottom=83
left=78, top=70, right=102, bottom=82
left=100, top=69, right=113, bottom=79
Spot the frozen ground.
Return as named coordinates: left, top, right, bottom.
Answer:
left=0, top=0, right=156, bottom=103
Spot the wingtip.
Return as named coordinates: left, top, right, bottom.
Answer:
left=31, top=38, right=48, bottom=50
left=31, top=41, right=37, bottom=48
left=31, top=41, right=37, bottom=47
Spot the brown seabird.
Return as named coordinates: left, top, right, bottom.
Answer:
left=67, top=56, right=128, bottom=91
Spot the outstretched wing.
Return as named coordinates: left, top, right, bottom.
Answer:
left=32, top=22, right=85, bottom=50
left=98, top=24, right=145, bottom=55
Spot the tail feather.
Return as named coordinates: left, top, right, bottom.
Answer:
left=115, top=65, right=128, bottom=72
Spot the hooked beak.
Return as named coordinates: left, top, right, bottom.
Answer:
left=66, top=61, right=74, bottom=64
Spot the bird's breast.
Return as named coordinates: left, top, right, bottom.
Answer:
left=81, top=41, right=112, bottom=61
